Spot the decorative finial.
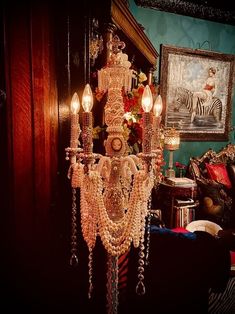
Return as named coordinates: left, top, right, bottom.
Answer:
left=107, top=35, right=125, bottom=54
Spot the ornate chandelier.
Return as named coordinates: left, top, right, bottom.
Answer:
left=65, top=35, right=162, bottom=313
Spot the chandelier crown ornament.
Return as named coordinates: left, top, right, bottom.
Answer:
left=107, top=34, right=126, bottom=55
left=65, top=35, right=163, bottom=314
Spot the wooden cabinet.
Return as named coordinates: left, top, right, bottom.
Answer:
left=110, top=0, right=158, bottom=72
left=153, top=182, right=198, bottom=228
left=90, top=0, right=158, bottom=81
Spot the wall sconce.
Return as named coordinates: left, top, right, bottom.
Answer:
left=89, top=18, right=103, bottom=66
left=65, top=35, right=161, bottom=313
left=164, top=127, right=180, bottom=178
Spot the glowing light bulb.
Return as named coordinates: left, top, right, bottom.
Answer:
left=153, top=95, right=163, bottom=117
left=71, top=92, right=80, bottom=114
left=141, top=85, right=153, bottom=112
left=82, top=84, right=93, bottom=112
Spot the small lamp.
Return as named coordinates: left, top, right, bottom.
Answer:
left=164, top=127, right=180, bottom=178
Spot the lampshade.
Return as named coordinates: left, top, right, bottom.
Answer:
left=164, top=128, right=180, bottom=178
left=164, top=128, right=180, bottom=151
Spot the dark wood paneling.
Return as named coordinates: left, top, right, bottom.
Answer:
left=4, top=2, right=58, bottom=239
left=5, top=4, right=34, bottom=245
left=31, top=3, right=58, bottom=237
left=3, top=2, right=58, bottom=310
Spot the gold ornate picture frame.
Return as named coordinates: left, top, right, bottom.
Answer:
left=160, top=45, right=234, bottom=141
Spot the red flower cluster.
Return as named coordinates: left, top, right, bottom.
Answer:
left=124, top=120, right=143, bottom=153
left=175, top=162, right=187, bottom=169
left=122, top=84, right=144, bottom=115
left=122, top=83, right=157, bottom=115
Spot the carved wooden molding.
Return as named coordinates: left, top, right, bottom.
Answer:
left=111, top=0, right=158, bottom=67
left=135, top=0, right=235, bottom=26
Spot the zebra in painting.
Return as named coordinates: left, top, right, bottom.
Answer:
left=174, top=87, right=222, bottom=124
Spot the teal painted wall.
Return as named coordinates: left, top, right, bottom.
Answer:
left=129, top=0, right=235, bottom=171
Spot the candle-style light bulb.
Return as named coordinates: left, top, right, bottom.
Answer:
left=153, top=95, right=163, bottom=117
left=82, top=84, right=93, bottom=112
left=71, top=92, right=80, bottom=114
left=70, top=92, right=81, bottom=152
left=141, top=85, right=153, bottom=113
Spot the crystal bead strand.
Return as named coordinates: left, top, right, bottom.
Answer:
left=106, top=255, right=113, bottom=314
left=135, top=237, right=146, bottom=296
left=135, top=206, right=147, bottom=296
left=69, top=188, right=78, bottom=266
left=145, top=195, right=152, bottom=266
left=106, top=255, right=119, bottom=314
left=112, top=255, right=119, bottom=314
left=88, top=247, right=93, bottom=299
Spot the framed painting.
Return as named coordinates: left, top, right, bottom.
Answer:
left=160, top=45, right=234, bottom=141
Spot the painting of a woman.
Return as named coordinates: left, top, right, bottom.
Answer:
left=160, top=44, right=234, bottom=140
left=191, top=67, right=217, bottom=123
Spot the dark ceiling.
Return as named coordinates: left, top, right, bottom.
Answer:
left=183, top=0, right=234, bottom=11
left=134, top=0, right=235, bottom=25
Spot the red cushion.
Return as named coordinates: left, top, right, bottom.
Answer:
left=171, top=227, right=190, bottom=233
left=205, top=163, right=232, bottom=189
